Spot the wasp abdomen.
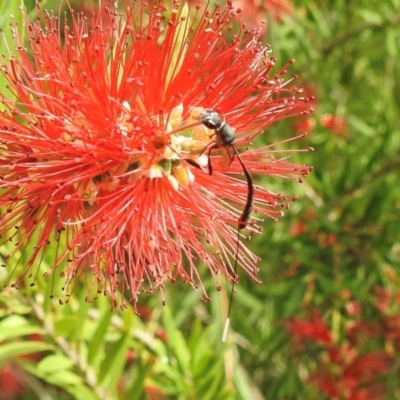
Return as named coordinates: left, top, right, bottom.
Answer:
left=216, top=124, right=236, bottom=146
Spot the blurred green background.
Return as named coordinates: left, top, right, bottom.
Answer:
left=1, top=0, right=399, bottom=399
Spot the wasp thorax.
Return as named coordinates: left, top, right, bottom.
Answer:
left=197, top=109, right=236, bottom=147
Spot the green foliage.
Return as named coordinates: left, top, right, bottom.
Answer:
left=0, top=0, right=24, bottom=101
left=1, top=0, right=400, bottom=399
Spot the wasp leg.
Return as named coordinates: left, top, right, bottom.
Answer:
left=185, top=158, right=202, bottom=170
left=206, top=143, right=219, bottom=175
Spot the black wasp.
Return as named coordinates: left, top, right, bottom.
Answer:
left=198, top=109, right=254, bottom=342
left=198, top=109, right=254, bottom=228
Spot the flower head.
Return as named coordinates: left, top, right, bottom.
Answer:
left=0, top=1, right=313, bottom=308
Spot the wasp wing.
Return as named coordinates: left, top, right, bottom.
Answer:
left=218, top=146, right=235, bottom=171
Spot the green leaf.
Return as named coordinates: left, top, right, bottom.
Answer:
left=66, top=385, right=100, bottom=400
left=68, top=294, right=93, bottom=341
left=0, top=315, right=42, bottom=341
left=124, top=359, right=154, bottom=400
left=24, top=354, right=84, bottom=388
left=0, top=341, right=53, bottom=361
left=234, top=363, right=263, bottom=400
left=162, top=305, right=190, bottom=373
left=45, top=370, right=83, bottom=386
left=165, top=2, right=189, bottom=86
left=98, top=331, right=130, bottom=391
left=54, top=315, right=81, bottom=337
left=87, top=308, right=112, bottom=367
left=0, top=0, right=24, bottom=101
left=38, top=354, right=75, bottom=373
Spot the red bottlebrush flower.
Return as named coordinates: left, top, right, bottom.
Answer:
left=0, top=1, right=312, bottom=308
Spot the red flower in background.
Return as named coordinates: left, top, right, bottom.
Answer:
left=321, top=114, right=348, bottom=137
left=293, top=115, right=315, bottom=135
left=264, top=0, right=293, bottom=20
left=0, top=1, right=312, bottom=308
left=293, top=84, right=316, bottom=135
left=233, top=0, right=292, bottom=29
left=309, top=350, right=391, bottom=400
left=0, top=334, right=45, bottom=400
left=284, top=309, right=333, bottom=347
left=0, top=365, right=25, bottom=400
left=285, top=306, right=393, bottom=399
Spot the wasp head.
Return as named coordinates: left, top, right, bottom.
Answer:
left=198, top=109, right=224, bottom=130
